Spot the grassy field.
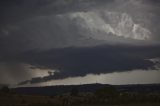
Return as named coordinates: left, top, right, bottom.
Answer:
left=0, top=92, right=160, bottom=106
left=0, top=85, right=160, bottom=106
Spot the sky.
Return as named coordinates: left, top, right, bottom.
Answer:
left=0, top=0, right=160, bottom=87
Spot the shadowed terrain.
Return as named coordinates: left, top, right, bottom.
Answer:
left=0, top=84, right=160, bottom=106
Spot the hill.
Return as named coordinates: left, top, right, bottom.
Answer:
left=13, top=83, right=160, bottom=96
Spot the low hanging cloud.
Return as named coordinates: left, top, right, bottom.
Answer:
left=14, top=45, right=160, bottom=85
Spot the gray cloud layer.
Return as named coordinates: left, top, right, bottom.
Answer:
left=0, top=0, right=160, bottom=85
left=7, top=45, right=160, bottom=85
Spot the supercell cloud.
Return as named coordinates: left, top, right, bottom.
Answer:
left=0, top=0, right=160, bottom=85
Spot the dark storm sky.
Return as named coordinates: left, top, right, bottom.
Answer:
left=0, top=0, right=160, bottom=85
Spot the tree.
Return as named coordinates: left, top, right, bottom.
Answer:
left=70, top=87, right=79, bottom=96
left=0, top=86, right=10, bottom=93
left=95, top=86, right=119, bottom=99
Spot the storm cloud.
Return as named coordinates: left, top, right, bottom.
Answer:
left=4, top=45, right=160, bottom=85
left=0, top=0, right=160, bottom=85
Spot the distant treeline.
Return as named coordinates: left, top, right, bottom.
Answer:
left=0, top=84, right=160, bottom=106
left=13, top=84, right=160, bottom=96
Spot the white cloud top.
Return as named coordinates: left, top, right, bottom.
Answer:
left=65, top=11, right=151, bottom=40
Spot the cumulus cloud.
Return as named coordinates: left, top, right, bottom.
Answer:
left=65, top=11, right=151, bottom=40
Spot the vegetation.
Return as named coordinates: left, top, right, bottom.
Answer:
left=95, top=86, right=119, bottom=99
left=0, top=86, right=10, bottom=93
left=0, top=85, right=160, bottom=106
left=70, top=87, right=79, bottom=96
